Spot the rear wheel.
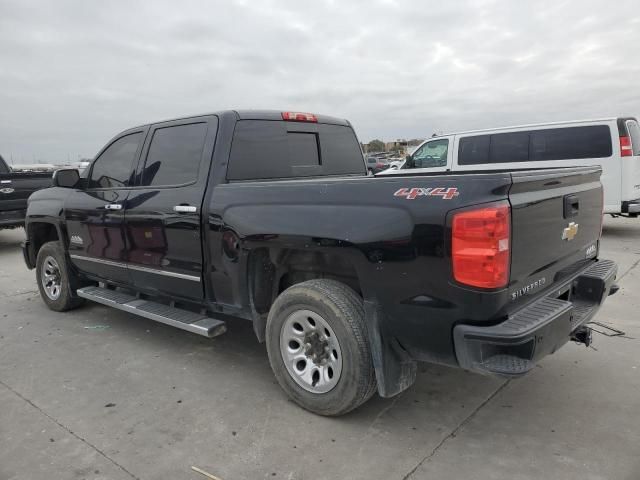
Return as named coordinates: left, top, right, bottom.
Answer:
left=266, top=279, right=376, bottom=416
left=36, top=241, right=84, bottom=312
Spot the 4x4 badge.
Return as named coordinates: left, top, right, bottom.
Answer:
left=562, top=222, right=579, bottom=241
left=394, top=187, right=459, bottom=200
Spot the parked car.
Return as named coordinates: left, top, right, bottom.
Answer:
left=381, top=117, right=640, bottom=217
left=386, top=159, right=405, bottom=170
left=22, top=110, right=618, bottom=415
left=366, top=154, right=392, bottom=173
left=0, top=154, right=53, bottom=229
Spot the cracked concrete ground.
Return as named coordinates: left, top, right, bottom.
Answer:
left=0, top=216, right=638, bottom=480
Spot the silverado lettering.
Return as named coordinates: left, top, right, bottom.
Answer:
left=511, top=277, right=547, bottom=301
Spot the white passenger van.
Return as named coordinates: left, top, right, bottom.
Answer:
left=382, top=117, right=640, bottom=216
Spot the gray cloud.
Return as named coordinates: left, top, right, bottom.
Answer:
left=1, top=0, right=639, bottom=163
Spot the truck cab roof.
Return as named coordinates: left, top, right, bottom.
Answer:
left=128, top=110, right=351, bottom=132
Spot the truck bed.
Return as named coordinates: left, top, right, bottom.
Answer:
left=212, top=166, right=603, bottom=368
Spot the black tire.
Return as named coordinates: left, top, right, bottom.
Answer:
left=35, top=241, right=85, bottom=312
left=266, top=279, right=377, bottom=416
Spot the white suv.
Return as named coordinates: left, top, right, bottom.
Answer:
left=381, top=117, right=640, bottom=217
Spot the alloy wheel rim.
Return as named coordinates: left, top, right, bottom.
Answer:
left=280, top=309, right=343, bottom=394
left=41, top=256, right=62, bottom=301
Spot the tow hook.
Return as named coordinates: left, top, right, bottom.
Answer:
left=571, top=326, right=593, bottom=347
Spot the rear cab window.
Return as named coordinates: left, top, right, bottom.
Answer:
left=227, top=120, right=365, bottom=180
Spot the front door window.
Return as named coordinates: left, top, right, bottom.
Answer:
left=411, top=139, right=449, bottom=168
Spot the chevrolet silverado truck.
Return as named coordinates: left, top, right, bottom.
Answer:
left=22, top=110, right=618, bottom=415
left=0, top=154, right=52, bottom=229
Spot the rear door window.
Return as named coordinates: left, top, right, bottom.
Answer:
left=458, top=135, right=490, bottom=165
left=228, top=120, right=365, bottom=180
left=626, top=120, right=640, bottom=156
left=140, top=122, right=208, bottom=187
left=89, top=132, right=142, bottom=188
left=489, top=132, right=529, bottom=163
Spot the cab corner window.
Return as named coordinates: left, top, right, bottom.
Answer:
left=89, top=132, right=142, bottom=189
left=141, top=122, right=208, bottom=187
left=410, top=139, right=449, bottom=168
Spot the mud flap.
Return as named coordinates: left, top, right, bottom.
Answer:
left=364, top=300, right=417, bottom=398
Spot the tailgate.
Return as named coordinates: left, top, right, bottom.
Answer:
left=508, top=167, right=602, bottom=302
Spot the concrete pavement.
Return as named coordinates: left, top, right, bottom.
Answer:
left=0, top=217, right=638, bottom=480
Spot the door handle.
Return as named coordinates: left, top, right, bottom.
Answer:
left=563, top=194, right=579, bottom=218
left=173, top=205, right=197, bottom=213
left=104, top=204, right=122, bottom=210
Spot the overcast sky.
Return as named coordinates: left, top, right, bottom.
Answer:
left=1, top=0, right=639, bottom=163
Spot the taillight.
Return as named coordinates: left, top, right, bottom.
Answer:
left=281, top=111, right=318, bottom=122
left=620, top=136, right=633, bottom=157
left=375, top=162, right=385, bottom=169
left=452, top=203, right=511, bottom=289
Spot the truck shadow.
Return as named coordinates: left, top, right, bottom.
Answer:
left=602, top=218, right=640, bottom=240
left=602, top=224, right=639, bottom=239
left=75, top=300, right=503, bottom=430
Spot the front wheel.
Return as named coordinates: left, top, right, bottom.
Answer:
left=36, top=241, right=84, bottom=312
left=266, top=279, right=377, bottom=416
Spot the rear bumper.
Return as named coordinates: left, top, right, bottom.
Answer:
left=0, top=208, right=26, bottom=227
left=622, top=199, right=640, bottom=214
left=453, top=259, right=618, bottom=377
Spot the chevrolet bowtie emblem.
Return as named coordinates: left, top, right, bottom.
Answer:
left=562, top=222, right=579, bottom=241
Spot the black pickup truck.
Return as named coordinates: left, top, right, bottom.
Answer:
left=22, top=110, right=618, bottom=415
left=0, top=154, right=52, bottom=229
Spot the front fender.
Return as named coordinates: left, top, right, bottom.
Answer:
left=25, top=187, right=73, bottom=225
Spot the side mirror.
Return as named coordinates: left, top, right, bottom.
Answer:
left=404, top=154, right=414, bottom=168
left=53, top=168, right=80, bottom=188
